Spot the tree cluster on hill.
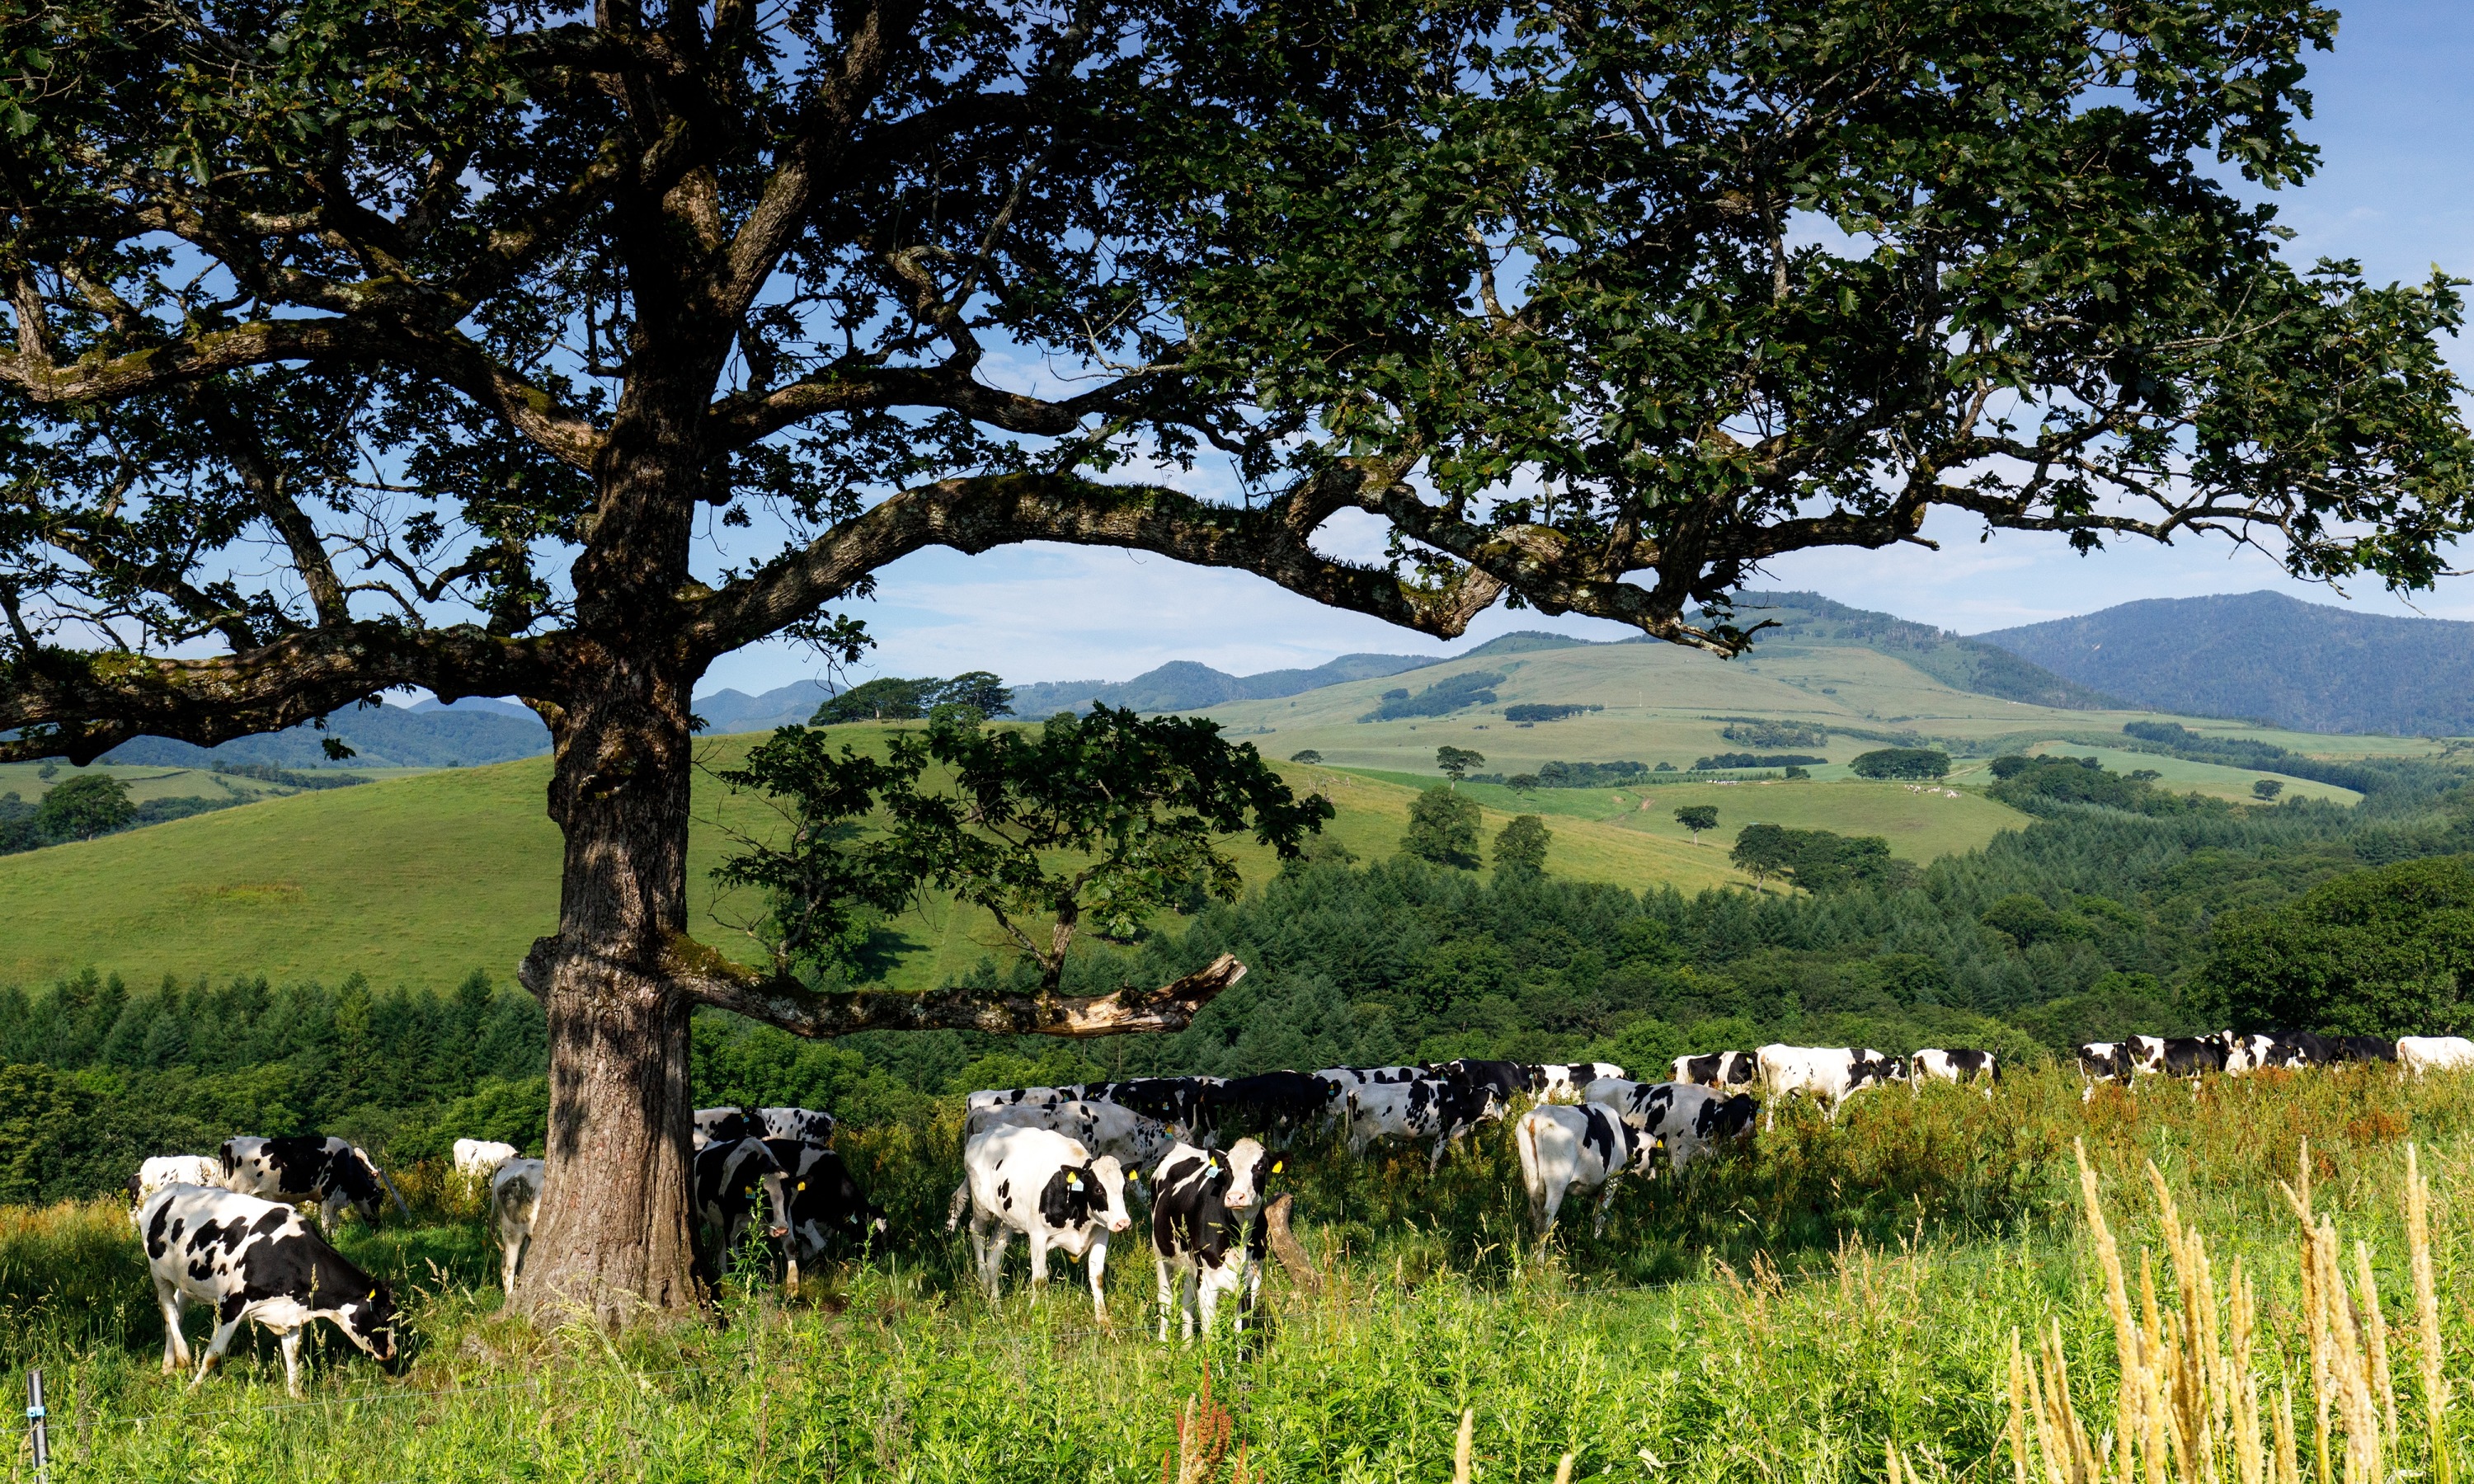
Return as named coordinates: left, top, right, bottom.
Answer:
left=1850, top=749, right=1951, bottom=780
left=1470, top=760, right=1653, bottom=788
left=1729, top=824, right=1912, bottom=895
left=807, top=673, right=1014, bottom=726
left=1506, top=704, right=1602, bottom=724
left=1721, top=720, right=1827, bottom=748
left=0, top=776, right=250, bottom=858
left=1987, top=755, right=2222, bottom=817
left=1359, top=672, right=1507, bottom=722
left=1694, top=752, right=1827, bottom=771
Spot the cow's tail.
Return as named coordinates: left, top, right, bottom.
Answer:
left=943, top=1181, right=971, bottom=1233
left=1512, top=1114, right=1547, bottom=1236
left=217, top=1139, right=238, bottom=1180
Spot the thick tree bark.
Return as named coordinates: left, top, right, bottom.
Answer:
left=513, top=642, right=708, bottom=1322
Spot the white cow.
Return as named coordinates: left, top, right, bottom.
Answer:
left=950, top=1125, right=1132, bottom=1322
left=1583, top=1078, right=1759, bottom=1175
left=1907, top=1049, right=1997, bottom=1095
left=1513, top=1103, right=1647, bottom=1237
left=1754, top=1045, right=1900, bottom=1128
left=490, top=1158, right=545, bottom=1292
left=1671, top=1051, right=1758, bottom=1091
left=1531, top=1062, right=1628, bottom=1101
left=1149, top=1139, right=1270, bottom=1341
left=1343, top=1078, right=1503, bottom=1170
left=2399, top=1036, right=2474, bottom=1077
left=452, top=1139, right=520, bottom=1181
left=756, top=1106, right=837, bottom=1144
left=125, top=1154, right=220, bottom=1205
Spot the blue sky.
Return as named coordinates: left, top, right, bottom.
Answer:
left=690, top=4, right=2474, bottom=696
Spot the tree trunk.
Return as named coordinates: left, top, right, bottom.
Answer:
left=512, top=646, right=707, bottom=1323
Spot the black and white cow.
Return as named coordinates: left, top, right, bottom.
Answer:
left=1531, top=1062, right=1628, bottom=1101
left=490, top=1158, right=544, bottom=1292
left=693, top=1138, right=793, bottom=1269
left=693, top=1106, right=755, bottom=1149
left=1583, top=1078, right=1759, bottom=1176
left=2336, top=1036, right=2401, bottom=1065
left=1514, top=1103, right=1647, bottom=1237
left=1753, top=1045, right=1899, bottom=1127
left=962, top=1086, right=1084, bottom=1116
left=1432, top=1059, right=1539, bottom=1103
left=1149, top=1139, right=1271, bottom=1341
left=1672, top=1051, right=1758, bottom=1092
left=762, top=1139, right=885, bottom=1291
left=1907, top=1049, right=1998, bottom=1092
left=1088, top=1077, right=1221, bottom=1134
left=126, top=1154, right=220, bottom=1205
left=2128, top=1034, right=2229, bottom=1081
left=133, top=1185, right=397, bottom=1397
left=950, top=1125, right=1132, bottom=1322
left=1315, top=1064, right=1424, bottom=1092
left=2222, top=1033, right=2288, bottom=1073
left=964, top=1099, right=1178, bottom=1172
left=1206, top=1072, right=1340, bottom=1139
left=757, top=1106, right=837, bottom=1144
left=218, top=1136, right=406, bottom=1228
left=1343, top=1078, right=1503, bottom=1170
left=2076, top=1042, right=2133, bottom=1098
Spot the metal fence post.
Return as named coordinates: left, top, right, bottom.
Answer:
left=24, top=1369, right=47, bottom=1484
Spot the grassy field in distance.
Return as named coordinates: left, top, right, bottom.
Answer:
left=0, top=759, right=435, bottom=805
left=2015, top=742, right=2362, bottom=804
left=0, top=730, right=1752, bottom=992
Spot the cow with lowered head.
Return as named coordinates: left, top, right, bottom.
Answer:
left=694, top=1138, right=794, bottom=1273
left=1583, top=1078, right=1758, bottom=1176
left=762, top=1139, right=886, bottom=1292
left=219, top=1136, right=406, bottom=1229
left=950, top=1125, right=1132, bottom=1323
left=1149, top=1138, right=1272, bottom=1341
left=1514, top=1102, right=1648, bottom=1238
left=133, top=1185, right=397, bottom=1397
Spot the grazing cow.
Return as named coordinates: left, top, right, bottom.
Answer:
left=2222, top=1033, right=2289, bottom=1073
left=1432, top=1059, right=1539, bottom=1103
left=950, top=1125, right=1132, bottom=1322
left=2335, top=1036, right=2400, bottom=1065
left=2268, top=1031, right=2340, bottom=1068
left=757, top=1106, right=837, bottom=1144
left=490, top=1158, right=544, bottom=1292
left=1672, top=1051, right=1757, bottom=1092
left=2075, top=1042, right=2133, bottom=1099
left=2128, top=1035, right=2229, bottom=1081
left=1206, top=1072, right=1339, bottom=1139
left=762, top=1139, right=885, bottom=1290
left=452, top=1139, right=519, bottom=1181
left=1149, top=1139, right=1272, bottom=1341
left=1531, top=1063, right=1628, bottom=1101
left=1907, top=1049, right=1998, bottom=1092
left=2399, top=1036, right=2474, bottom=1076
left=693, top=1106, right=755, bottom=1149
left=966, top=1100, right=1178, bottom=1172
left=218, top=1136, right=405, bottom=1228
left=1088, top=1077, right=1221, bottom=1133
left=1583, top=1078, right=1759, bottom=1176
left=1343, top=1078, right=1503, bottom=1170
left=133, top=1185, right=397, bottom=1397
left=1753, top=1045, right=1899, bottom=1127
left=693, top=1138, right=793, bottom=1268
left=962, top=1086, right=1083, bottom=1115
left=125, top=1154, right=219, bottom=1205
left=1514, top=1103, right=1647, bottom=1237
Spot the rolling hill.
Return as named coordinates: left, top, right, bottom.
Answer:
left=0, top=727, right=1764, bottom=992
left=1976, top=591, right=2474, bottom=735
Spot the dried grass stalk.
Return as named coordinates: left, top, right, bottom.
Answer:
left=2409, top=1144, right=2453, bottom=1484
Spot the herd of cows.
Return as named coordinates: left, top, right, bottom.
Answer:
left=99, top=1028, right=2474, bottom=1395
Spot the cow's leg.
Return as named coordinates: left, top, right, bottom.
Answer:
left=975, top=1217, right=1009, bottom=1302
left=276, top=1326, right=305, bottom=1398
left=1024, top=1231, right=1050, bottom=1303
left=192, top=1304, right=249, bottom=1389
left=1539, top=1178, right=1568, bottom=1236
left=1086, top=1234, right=1111, bottom=1327
left=1156, top=1256, right=1176, bottom=1342
left=1196, top=1261, right=1221, bottom=1336
left=155, top=1280, right=190, bottom=1373
left=1592, top=1177, right=1622, bottom=1237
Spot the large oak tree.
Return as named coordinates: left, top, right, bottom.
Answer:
left=2, top=0, right=2467, bottom=1319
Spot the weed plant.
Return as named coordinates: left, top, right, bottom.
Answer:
left=2, top=1067, right=2472, bottom=1482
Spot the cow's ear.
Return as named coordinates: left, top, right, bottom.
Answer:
left=1271, top=1159, right=1284, bottom=1175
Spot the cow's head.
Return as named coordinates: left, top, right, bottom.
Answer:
left=1219, top=1139, right=1270, bottom=1209
left=1700, top=1095, right=1760, bottom=1144
left=335, top=1278, right=399, bottom=1364
left=330, top=1148, right=391, bottom=1223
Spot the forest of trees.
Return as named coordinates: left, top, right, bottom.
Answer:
left=6, top=757, right=2474, bottom=1204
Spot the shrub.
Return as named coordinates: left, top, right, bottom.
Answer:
left=1401, top=786, right=1482, bottom=869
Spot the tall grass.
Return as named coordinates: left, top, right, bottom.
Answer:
left=2, top=1067, right=2472, bottom=1482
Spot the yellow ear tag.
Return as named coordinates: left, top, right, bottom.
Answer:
left=367, top=1289, right=378, bottom=1300
left=1271, top=1160, right=1284, bottom=1174
left=1067, top=1174, right=1080, bottom=1189
left=797, top=1182, right=806, bottom=1191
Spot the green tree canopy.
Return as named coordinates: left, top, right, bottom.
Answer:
left=34, top=773, right=131, bottom=840
left=1850, top=749, right=1951, bottom=781
left=1436, top=746, right=1485, bottom=784
left=1493, top=815, right=1550, bottom=879
left=717, top=709, right=1328, bottom=990
left=811, top=674, right=1016, bottom=726
left=1674, top=805, right=1719, bottom=843
left=1402, top=787, right=1482, bottom=871
left=2199, top=857, right=2474, bottom=1036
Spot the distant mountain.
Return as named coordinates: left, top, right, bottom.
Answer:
left=1976, top=591, right=2474, bottom=735
left=1723, top=591, right=2121, bottom=709
left=105, top=702, right=551, bottom=769
left=1009, top=650, right=1448, bottom=716
left=693, top=679, right=838, bottom=733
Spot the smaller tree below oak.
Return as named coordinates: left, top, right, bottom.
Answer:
left=1402, top=787, right=1483, bottom=871
left=35, top=774, right=132, bottom=841
left=1436, top=747, right=1486, bottom=786
left=1493, top=815, right=1550, bottom=879
left=716, top=709, right=1328, bottom=990
left=1675, top=806, right=1719, bottom=844
left=2254, top=779, right=2286, bottom=801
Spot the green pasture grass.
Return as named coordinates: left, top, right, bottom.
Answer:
left=1340, top=768, right=2025, bottom=866
left=0, top=734, right=1704, bottom=993
left=0, top=762, right=433, bottom=807
left=2016, top=742, right=2363, bottom=805
left=6, top=1066, right=2473, bottom=1482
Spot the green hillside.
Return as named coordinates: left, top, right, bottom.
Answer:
left=0, top=729, right=1759, bottom=992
